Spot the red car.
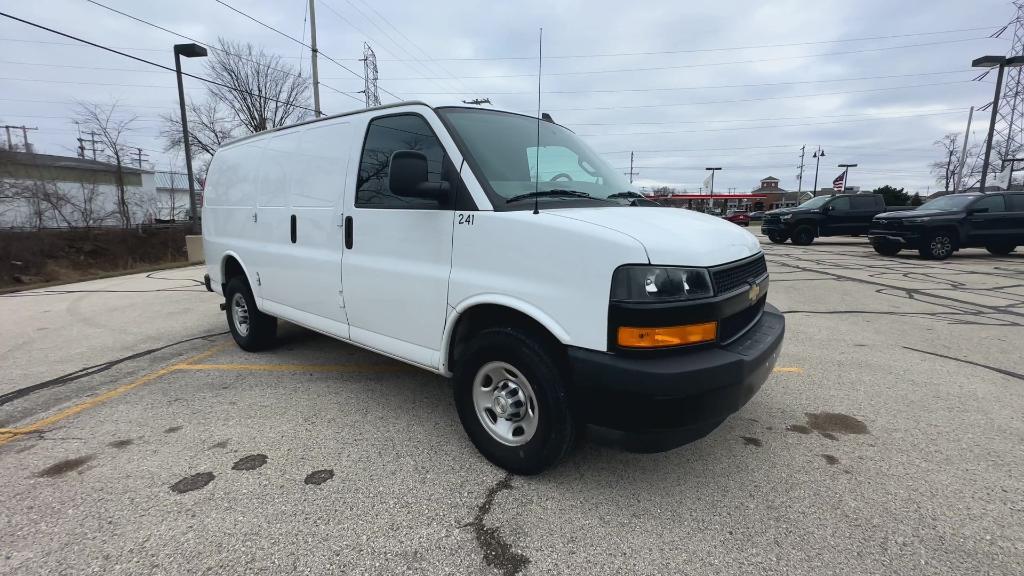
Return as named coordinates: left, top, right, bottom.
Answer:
left=723, top=210, right=751, bottom=226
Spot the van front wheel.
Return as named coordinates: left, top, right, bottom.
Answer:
left=453, top=327, right=575, bottom=475
left=225, top=276, right=277, bottom=351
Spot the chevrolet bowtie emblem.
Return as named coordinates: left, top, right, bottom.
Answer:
left=748, top=282, right=761, bottom=303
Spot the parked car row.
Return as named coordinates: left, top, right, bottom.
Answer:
left=760, top=192, right=1023, bottom=260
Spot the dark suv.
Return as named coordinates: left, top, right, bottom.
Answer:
left=761, top=194, right=906, bottom=245
left=869, top=192, right=1024, bottom=259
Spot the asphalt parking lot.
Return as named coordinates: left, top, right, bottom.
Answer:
left=1, top=233, right=1022, bottom=575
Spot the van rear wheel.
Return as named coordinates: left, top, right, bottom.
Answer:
left=225, top=276, right=277, bottom=351
left=453, top=327, right=575, bottom=475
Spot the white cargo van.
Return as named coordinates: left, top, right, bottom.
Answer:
left=203, top=102, right=784, bottom=474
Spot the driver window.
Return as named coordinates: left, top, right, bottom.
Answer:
left=829, top=196, right=851, bottom=210
left=356, top=114, right=454, bottom=209
left=971, top=195, right=1005, bottom=213
left=526, top=145, right=603, bottom=184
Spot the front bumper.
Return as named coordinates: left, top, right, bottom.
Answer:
left=869, top=230, right=921, bottom=248
left=567, top=303, right=784, bottom=434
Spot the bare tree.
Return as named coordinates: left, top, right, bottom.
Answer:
left=160, top=97, right=235, bottom=179
left=930, top=133, right=961, bottom=193
left=205, top=38, right=311, bottom=133
left=75, top=101, right=138, bottom=227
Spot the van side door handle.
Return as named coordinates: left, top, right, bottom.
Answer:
left=290, top=214, right=297, bottom=243
left=344, top=216, right=353, bottom=249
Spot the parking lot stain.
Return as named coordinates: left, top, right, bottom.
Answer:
left=822, top=454, right=840, bottom=465
left=465, top=473, right=530, bottom=576
left=36, top=454, right=95, bottom=478
left=304, top=469, right=335, bottom=485
left=163, top=425, right=183, bottom=434
left=170, top=472, right=215, bottom=494
left=740, top=436, right=763, bottom=447
left=819, top=432, right=839, bottom=441
left=107, top=439, right=133, bottom=449
left=209, top=440, right=229, bottom=449
left=804, top=412, right=869, bottom=436
left=231, top=454, right=268, bottom=471
left=786, top=424, right=812, bottom=434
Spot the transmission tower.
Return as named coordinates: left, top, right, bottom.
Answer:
left=360, top=42, right=381, bottom=108
left=993, top=1, right=1024, bottom=180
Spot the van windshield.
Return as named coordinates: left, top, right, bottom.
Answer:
left=437, top=107, right=634, bottom=208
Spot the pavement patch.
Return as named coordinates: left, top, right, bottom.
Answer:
left=740, top=436, right=763, bottom=447
left=231, top=454, right=268, bottom=471
left=304, top=469, right=335, bottom=485
left=36, top=454, right=95, bottom=478
left=163, top=425, right=183, bottom=434
left=170, top=472, right=216, bottom=494
left=822, top=454, right=840, bottom=465
left=107, top=439, right=133, bottom=449
left=804, top=412, right=869, bottom=436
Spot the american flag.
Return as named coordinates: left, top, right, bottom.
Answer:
left=832, top=171, right=847, bottom=192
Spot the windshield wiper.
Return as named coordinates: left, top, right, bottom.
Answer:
left=606, top=191, right=643, bottom=199
left=506, top=189, right=592, bottom=203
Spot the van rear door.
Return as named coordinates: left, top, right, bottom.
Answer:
left=341, top=112, right=458, bottom=367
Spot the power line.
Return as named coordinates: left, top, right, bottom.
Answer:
left=574, top=110, right=966, bottom=137
left=568, top=107, right=970, bottom=126
left=81, top=0, right=362, bottom=105
left=363, top=25, right=1001, bottom=61
left=378, top=37, right=995, bottom=80
left=393, top=69, right=973, bottom=95
left=212, top=0, right=402, bottom=101
left=0, top=11, right=322, bottom=114
left=547, top=80, right=980, bottom=112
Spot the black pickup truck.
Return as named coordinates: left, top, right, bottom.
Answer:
left=761, top=194, right=912, bottom=245
left=869, top=191, right=1024, bottom=259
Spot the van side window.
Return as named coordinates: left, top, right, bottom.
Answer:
left=1009, top=194, right=1024, bottom=211
left=972, top=195, right=1005, bottom=213
left=356, top=114, right=451, bottom=209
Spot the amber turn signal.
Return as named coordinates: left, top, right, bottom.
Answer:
left=617, top=321, right=717, bottom=348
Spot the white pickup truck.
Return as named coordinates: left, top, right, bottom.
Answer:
left=202, top=102, right=784, bottom=474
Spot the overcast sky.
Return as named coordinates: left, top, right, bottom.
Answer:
left=0, top=0, right=1016, bottom=193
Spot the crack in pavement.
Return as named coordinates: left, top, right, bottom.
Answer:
left=0, top=331, right=228, bottom=407
left=902, top=346, right=1024, bottom=382
left=465, top=473, right=530, bottom=576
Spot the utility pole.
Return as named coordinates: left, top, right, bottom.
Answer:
left=133, top=147, right=149, bottom=169
left=624, top=151, right=639, bottom=183
left=797, top=145, right=806, bottom=204
left=955, top=106, right=974, bottom=193
left=308, top=0, right=322, bottom=117
left=2, top=125, right=37, bottom=151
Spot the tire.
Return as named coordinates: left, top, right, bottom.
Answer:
left=918, top=230, right=955, bottom=260
left=873, top=243, right=901, bottom=256
left=766, top=232, right=788, bottom=244
left=224, top=276, right=277, bottom=351
left=453, top=327, right=575, bottom=475
left=986, top=243, right=1017, bottom=255
left=791, top=225, right=815, bottom=246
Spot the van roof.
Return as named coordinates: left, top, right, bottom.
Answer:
left=220, top=101, right=561, bottom=149
left=223, top=100, right=432, bottom=148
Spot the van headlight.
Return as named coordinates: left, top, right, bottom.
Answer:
left=610, top=266, right=714, bottom=302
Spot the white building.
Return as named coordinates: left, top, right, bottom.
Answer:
left=0, top=150, right=160, bottom=228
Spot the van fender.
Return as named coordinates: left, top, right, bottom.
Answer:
left=439, top=294, right=572, bottom=376
left=220, top=249, right=256, bottom=292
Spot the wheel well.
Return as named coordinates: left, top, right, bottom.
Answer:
left=447, top=304, right=564, bottom=372
left=222, top=255, right=245, bottom=285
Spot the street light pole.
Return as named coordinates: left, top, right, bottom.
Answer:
left=174, top=43, right=208, bottom=233
left=973, top=55, right=1024, bottom=193
left=812, top=147, right=825, bottom=195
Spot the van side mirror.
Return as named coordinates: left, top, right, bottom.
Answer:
left=389, top=150, right=450, bottom=202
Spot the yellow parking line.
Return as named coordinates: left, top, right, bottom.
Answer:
left=176, top=363, right=415, bottom=373
left=773, top=366, right=803, bottom=373
left=0, top=340, right=227, bottom=447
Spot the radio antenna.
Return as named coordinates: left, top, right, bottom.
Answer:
left=533, top=27, right=543, bottom=215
